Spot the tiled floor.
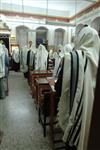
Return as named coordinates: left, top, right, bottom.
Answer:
left=0, top=71, right=52, bottom=150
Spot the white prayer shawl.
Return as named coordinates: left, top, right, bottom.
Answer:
left=28, top=44, right=36, bottom=68
left=12, top=47, right=20, bottom=63
left=75, top=24, right=85, bottom=37
left=59, top=51, right=85, bottom=141
left=58, top=44, right=64, bottom=58
left=53, top=45, right=64, bottom=78
left=30, top=44, right=36, bottom=54
left=74, top=24, right=86, bottom=50
left=77, top=27, right=100, bottom=150
left=49, top=49, right=53, bottom=59
left=53, top=51, right=58, bottom=59
left=53, top=53, right=62, bottom=78
left=2, top=44, right=8, bottom=57
left=35, top=44, right=48, bottom=70
left=21, top=45, right=28, bottom=73
left=63, top=44, right=72, bottom=53
left=0, top=44, right=5, bottom=78
left=57, top=26, right=100, bottom=149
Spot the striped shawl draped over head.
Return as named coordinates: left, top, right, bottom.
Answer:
left=57, top=26, right=100, bottom=149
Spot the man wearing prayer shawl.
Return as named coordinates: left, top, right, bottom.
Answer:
left=35, top=44, right=48, bottom=70
left=53, top=44, right=64, bottom=78
left=0, top=43, right=5, bottom=99
left=2, top=44, right=9, bottom=96
left=57, top=26, right=100, bottom=150
left=26, top=41, right=36, bottom=83
left=27, top=41, right=36, bottom=70
left=49, top=49, right=53, bottom=59
left=20, top=45, right=29, bottom=78
left=63, top=44, right=73, bottom=53
left=12, top=46, right=20, bottom=72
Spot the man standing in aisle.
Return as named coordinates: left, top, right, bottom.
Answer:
left=26, top=40, right=36, bottom=84
left=2, top=43, right=9, bottom=96
left=0, top=43, right=5, bottom=99
left=12, top=46, right=20, bottom=72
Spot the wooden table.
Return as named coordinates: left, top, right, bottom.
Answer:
left=30, top=70, right=52, bottom=98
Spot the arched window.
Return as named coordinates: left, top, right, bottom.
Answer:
left=54, top=28, right=65, bottom=46
left=36, top=26, right=48, bottom=48
left=16, top=25, right=29, bottom=49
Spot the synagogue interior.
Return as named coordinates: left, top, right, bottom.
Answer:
left=0, top=0, right=100, bottom=150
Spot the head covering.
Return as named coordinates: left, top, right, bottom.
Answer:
left=35, top=44, right=48, bottom=70
left=63, top=44, right=72, bottom=53
left=12, top=47, right=20, bottom=63
left=75, top=24, right=88, bottom=49
left=76, top=26, right=100, bottom=71
left=49, top=49, right=53, bottom=59
left=75, top=24, right=85, bottom=36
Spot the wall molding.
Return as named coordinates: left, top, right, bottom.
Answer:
left=0, top=2, right=100, bottom=23
left=70, top=1, right=100, bottom=21
left=0, top=10, right=69, bottom=22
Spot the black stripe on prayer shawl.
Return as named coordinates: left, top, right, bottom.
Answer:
left=54, top=58, right=64, bottom=98
left=68, top=107, right=83, bottom=145
left=70, top=51, right=79, bottom=114
left=66, top=51, right=79, bottom=143
left=74, top=56, right=88, bottom=120
left=72, top=120, right=82, bottom=144
left=27, top=50, right=31, bottom=67
left=32, top=53, right=35, bottom=70
left=67, top=100, right=83, bottom=143
left=84, top=57, right=88, bottom=72
left=70, top=52, right=73, bottom=114
left=70, top=58, right=88, bottom=146
left=66, top=54, right=88, bottom=147
left=74, top=51, right=79, bottom=103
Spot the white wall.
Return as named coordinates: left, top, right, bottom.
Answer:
left=47, top=27, right=55, bottom=45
